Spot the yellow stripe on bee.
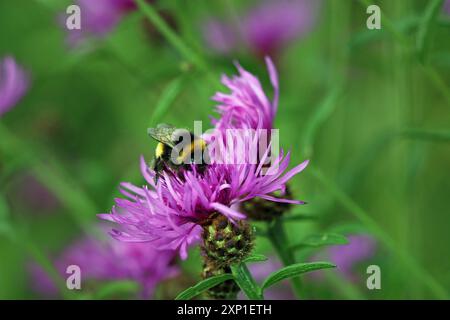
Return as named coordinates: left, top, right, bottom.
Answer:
left=155, top=142, right=165, bottom=158
left=177, top=138, right=206, bottom=163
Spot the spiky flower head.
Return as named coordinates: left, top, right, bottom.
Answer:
left=212, top=57, right=279, bottom=131
left=201, top=212, right=254, bottom=265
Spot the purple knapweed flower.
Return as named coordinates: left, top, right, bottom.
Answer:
left=310, top=234, right=377, bottom=282
left=31, top=233, right=179, bottom=298
left=65, top=0, right=143, bottom=46
left=212, top=57, right=279, bottom=131
left=100, top=154, right=308, bottom=260
left=99, top=59, right=308, bottom=260
left=203, top=0, right=317, bottom=57
left=0, top=56, right=29, bottom=117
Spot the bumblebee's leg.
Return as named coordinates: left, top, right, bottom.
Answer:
left=152, top=158, right=164, bottom=184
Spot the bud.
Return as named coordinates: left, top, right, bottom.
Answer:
left=241, top=186, right=293, bottom=221
left=201, top=213, right=254, bottom=266
left=201, top=258, right=239, bottom=300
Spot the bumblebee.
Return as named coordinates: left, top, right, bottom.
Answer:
left=148, top=124, right=208, bottom=183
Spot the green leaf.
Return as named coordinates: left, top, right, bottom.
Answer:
left=416, top=0, right=445, bottom=63
left=401, top=129, right=450, bottom=142
left=243, top=254, right=268, bottom=264
left=95, top=280, right=140, bottom=299
left=175, top=274, right=234, bottom=300
left=262, top=262, right=336, bottom=290
left=291, top=233, right=349, bottom=251
left=149, top=77, right=184, bottom=125
left=230, top=263, right=263, bottom=300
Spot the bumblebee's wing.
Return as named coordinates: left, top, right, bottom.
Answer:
left=148, top=124, right=177, bottom=147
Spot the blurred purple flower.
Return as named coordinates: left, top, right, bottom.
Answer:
left=242, top=0, right=316, bottom=56
left=212, top=57, right=278, bottom=131
left=202, top=20, right=237, bottom=55
left=65, top=0, right=142, bottom=46
left=311, top=234, right=377, bottom=282
left=31, top=233, right=179, bottom=298
left=15, top=175, right=59, bottom=214
left=445, top=0, right=450, bottom=14
left=99, top=59, right=308, bottom=260
left=241, top=256, right=295, bottom=300
left=329, top=235, right=376, bottom=280
left=203, top=0, right=317, bottom=57
left=0, top=56, right=29, bottom=116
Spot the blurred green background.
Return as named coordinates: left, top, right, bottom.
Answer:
left=0, top=0, right=449, bottom=299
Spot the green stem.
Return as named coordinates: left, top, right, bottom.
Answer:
left=230, top=263, right=263, bottom=300
left=135, top=0, right=216, bottom=86
left=310, top=166, right=448, bottom=299
left=266, top=218, right=303, bottom=299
